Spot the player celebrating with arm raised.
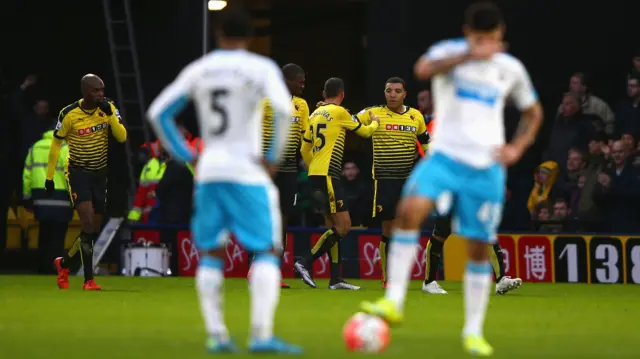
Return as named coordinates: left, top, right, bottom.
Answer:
left=293, top=78, right=379, bottom=290
left=147, top=6, right=301, bottom=354
left=49, top=74, right=127, bottom=291
left=354, top=77, right=429, bottom=289
left=259, top=63, right=309, bottom=289
left=360, top=2, right=543, bottom=356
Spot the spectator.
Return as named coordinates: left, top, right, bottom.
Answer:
left=534, top=200, right=551, bottom=221
left=341, top=161, right=368, bottom=226
left=8, top=75, right=52, bottom=199
left=567, top=173, right=597, bottom=224
left=534, top=199, right=563, bottom=233
left=592, top=140, right=640, bottom=233
left=527, top=161, right=559, bottom=214
left=553, top=148, right=591, bottom=200
left=556, top=72, right=615, bottom=134
left=615, top=74, right=640, bottom=139
left=587, top=134, right=607, bottom=172
left=545, top=93, right=601, bottom=171
left=551, top=198, right=570, bottom=221
left=10, top=75, right=50, bottom=160
left=621, top=133, right=636, bottom=158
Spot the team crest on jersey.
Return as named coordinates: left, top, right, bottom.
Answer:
left=377, top=205, right=383, bottom=213
left=336, top=200, right=344, bottom=209
left=295, top=104, right=299, bottom=111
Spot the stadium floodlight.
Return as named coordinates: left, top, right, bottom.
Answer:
left=208, top=0, right=227, bottom=11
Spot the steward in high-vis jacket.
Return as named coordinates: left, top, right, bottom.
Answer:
left=23, top=130, right=73, bottom=273
left=128, top=155, right=167, bottom=224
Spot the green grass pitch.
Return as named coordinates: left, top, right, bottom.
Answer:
left=0, top=276, right=638, bottom=358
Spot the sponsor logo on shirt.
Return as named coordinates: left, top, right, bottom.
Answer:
left=78, top=122, right=108, bottom=136
left=384, top=124, right=417, bottom=133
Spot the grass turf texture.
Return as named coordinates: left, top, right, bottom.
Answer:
left=0, top=276, right=638, bottom=358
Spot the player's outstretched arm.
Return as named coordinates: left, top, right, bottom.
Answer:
left=348, top=111, right=379, bottom=139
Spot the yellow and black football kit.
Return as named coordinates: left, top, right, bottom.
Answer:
left=356, top=105, right=429, bottom=220
left=355, top=105, right=429, bottom=283
left=301, top=103, right=379, bottom=214
left=262, top=96, right=309, bottom=215
left=424, top=214, right=508, bottom=290
left=47, top=99, right=127, bottom=213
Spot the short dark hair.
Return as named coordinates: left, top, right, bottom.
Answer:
left=324, top=77, right=345, bottom=98
left=563, top=92, right=580, bottom=104
left=282, top=63, right=304, bottom=81
left=464, top=2, right=504, bottom=31
left=554, top=198, right=568, bottom=206
left=216, top=6, right=253, bottom=38
left=568, top=147, right=585, bottom=160
left=572, top=72, right=588, bottom=87
left=385, top=77, right=406, bottom=90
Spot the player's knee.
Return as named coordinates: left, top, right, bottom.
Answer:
left=335, top=224, right=350, bottom=237
left=204, top=249, right=225, bottom=259
left=467, top=241, right=490, bottom=262
left=270, top=246, right=283, bottom=258
left=333, top=214, right=351, bottom=237
left=396, top=199, right=428, bottom=229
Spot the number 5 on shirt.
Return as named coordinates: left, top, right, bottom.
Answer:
left=311, top=123, right=327, bottom=152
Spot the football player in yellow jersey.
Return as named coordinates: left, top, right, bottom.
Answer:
left=258, top=63, right=309, bottom=289
left=294, top=77, right=379, bottom=290
left=46, top=74, right=127, bottom=290
left=355, top=77, right=430, bottom=288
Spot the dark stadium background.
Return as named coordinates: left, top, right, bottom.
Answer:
left=1, top=0, right=639, bottom=219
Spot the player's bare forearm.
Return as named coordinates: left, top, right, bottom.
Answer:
left=110, top=119, right=127, bottom=142
left=414, top=54, right=470, bottom=80
left=354, top=121, right=379, bottom=138
left=512, top=102, right=543, bottom=151
left=46, top=138, right=63, bottom=180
